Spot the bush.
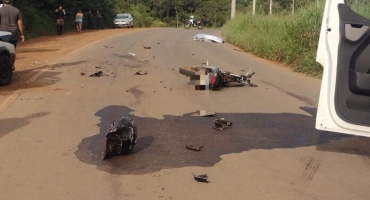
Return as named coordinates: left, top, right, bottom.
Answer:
left=151, top=20, right=170, bottom=27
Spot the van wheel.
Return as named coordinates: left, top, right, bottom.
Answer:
left=0, top=55, right=12, bottom=86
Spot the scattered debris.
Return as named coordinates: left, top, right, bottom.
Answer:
left=89, top=71, right=109, bottom=77
left=192, top=173, right=209, bottom=183
left=128, top=53, right=136, bottom=57
left=233, top=48, right=243, bottom=52
left=185, top=145, right=204, bottom=151
left=135, top=70, right=148, bottom=75
left=95, top=66, right=105, bottom=69
left=191, top=110, right=216, bottom=117
left=193, top=34, right=224, bottom=43
left=80, top=72, right=86, bottom=76
left=213, top=118, right=232, bottom=130
left=157, top=43, right=160, bottom=45
left=142, top=45, right=152, bottom=49
left=34, top=61, right=41, bottom=65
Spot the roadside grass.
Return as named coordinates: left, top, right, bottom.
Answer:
left=223, top=2, right=370, bottom=78
left=222, top=3, right=324, bottom=77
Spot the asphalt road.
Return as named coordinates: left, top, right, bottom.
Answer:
left=1, top=28, right=370, bottom=200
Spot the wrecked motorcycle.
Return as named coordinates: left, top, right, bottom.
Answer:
left=179, top=63, right=257, bottom=90
left=184, top=15, right=205, bottom=30
left=102, top=117, right=138, bottom=160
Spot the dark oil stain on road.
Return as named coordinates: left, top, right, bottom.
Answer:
left=75, top=105, right=351, bottom=175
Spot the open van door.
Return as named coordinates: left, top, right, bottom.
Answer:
left=316, top=0, right=370, bottom=137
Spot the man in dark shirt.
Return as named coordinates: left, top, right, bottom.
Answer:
left=95, top=11, right=103, bottom=30
left=55, top=5, right=66, bottom=35
left=87, top=10, right=94, bottom=30
left=0, top=0, right=25, bottom=47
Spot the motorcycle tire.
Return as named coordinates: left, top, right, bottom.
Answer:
left=102, top=138, right=110, bottom=160
left=184, top=23, right=191, bottom=29
left=197, top=25, right=204, bottom=30
left=0, top=55, right=13, bottom=86
left=179, top=66, right=206, bottom=77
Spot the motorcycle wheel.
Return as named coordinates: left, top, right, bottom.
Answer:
left=225, top=82, right=244, bottom=87
left=184, top=23, right=191, bottom=29
left=197, top=25, right=204, bottom=30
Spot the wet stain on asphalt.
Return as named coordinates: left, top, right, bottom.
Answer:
left=112, top=53, right=145, bottom=69
left=129, top=86, right=144, bottom=99
left=75, top=106, right=350, bottom=175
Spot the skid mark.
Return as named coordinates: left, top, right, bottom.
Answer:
left=298, top=156, right=321, bottom=184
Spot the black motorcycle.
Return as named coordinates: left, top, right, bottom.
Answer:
left=102, top=117, right=138, bottom=160
left=184, top=16, right=206, bottom=30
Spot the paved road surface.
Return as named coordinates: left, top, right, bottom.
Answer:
left=1, top=28, right=370, bottom=200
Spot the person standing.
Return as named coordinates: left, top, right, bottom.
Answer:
left=75, top=10, right=83, bottom=32
left=87, top=10, right=94, bottom=30
left=55, top=5, right=66, bottom=35
left=95, top=10, right=103, bottom=30
left=0, top=0, right=25, bottom=47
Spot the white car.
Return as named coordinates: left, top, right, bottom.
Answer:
left=113, top=13, right=134, bottom=28
left=0, top=31, right=16, bottom=86
left=316, top=0, right=370, bottom=137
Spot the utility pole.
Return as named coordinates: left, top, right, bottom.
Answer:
left=292, top=0, right=295, bottom=15
left=253, top=0, right=256, bottom=16
left=270, top=0, right=272, bottom=15
left=231, top=0, right=236, bottom=19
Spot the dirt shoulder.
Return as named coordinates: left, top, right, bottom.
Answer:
left=13, top=28, right=144, bottom=81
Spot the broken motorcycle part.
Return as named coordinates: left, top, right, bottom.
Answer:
left=185, top=145, right=204, bottom=151
left=102, top=117, right=138, bottom=160
left=213, top=118, right=232, bottom=130
left=192, top=173, right=209, bottom=183
left=89, top=71, right=108, bottom=77
left=135, top=70, right=148, bottom=75
left=142, top=45, right=151, bottom=49
left=190, top=110, right=215, bottom=117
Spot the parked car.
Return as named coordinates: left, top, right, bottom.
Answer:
left=113, top=13, right=134, bottom=28
left=316, top=0, right=370, bottom=136
left=0, top=31, right=16, bottom=86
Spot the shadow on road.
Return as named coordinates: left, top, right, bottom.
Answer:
left=0, top=112, right=50, bottom=138
left=74, top=105, right=370, bottom=175
left=0, top=60, right=88, bottom=93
